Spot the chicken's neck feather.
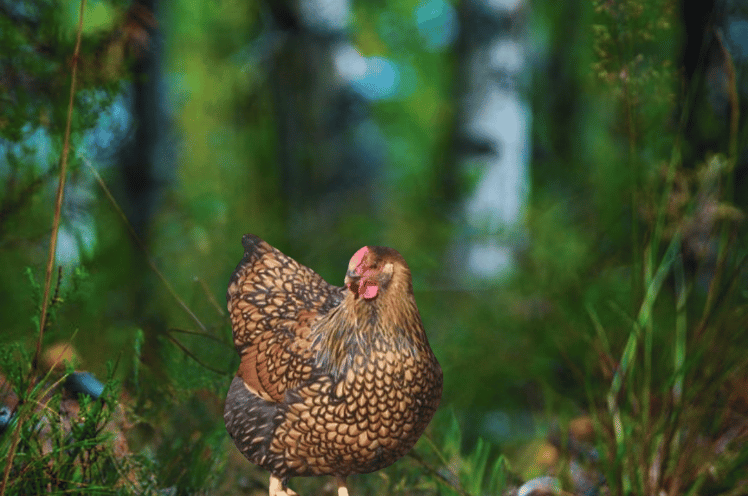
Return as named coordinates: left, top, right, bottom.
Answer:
left=311, top=288, right=425, bottom=379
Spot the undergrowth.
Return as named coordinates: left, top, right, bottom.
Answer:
left=0, top=345, right=157, bottom=495
left=580, top=0, right=748, bottom=494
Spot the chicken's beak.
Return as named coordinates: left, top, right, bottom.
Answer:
left=345, top=268, right=380, bottom=299
left=345, top=270, right=360, bottom=289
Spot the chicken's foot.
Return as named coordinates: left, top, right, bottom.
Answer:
left=336, top=476, right=349, bottom=496
left=269, top=474, right=299, bottom=496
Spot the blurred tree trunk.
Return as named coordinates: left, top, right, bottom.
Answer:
left=452, top=0, right=531, bottom=280
left=263, top=0, right=383, bottom=256
left=123, top=0, right=171, bottom=238
left=121, top=0, right=174, bottom=380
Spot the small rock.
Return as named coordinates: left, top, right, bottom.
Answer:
left=518, top=476, right=560, bottom=496
left=569, top=460, right=604, bottom=496
left=65, top=371, right=105, bottom=399
left=0, top=374, right=18, bottom=433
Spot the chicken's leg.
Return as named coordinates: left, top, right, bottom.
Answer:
left=336, top=476, right=349, bottom=496
left=269, top=474, right=299, bottom=496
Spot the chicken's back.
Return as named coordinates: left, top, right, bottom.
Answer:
left=226, top=234, right=343, bottom=346
left=225, top=234, right=344, bottom=471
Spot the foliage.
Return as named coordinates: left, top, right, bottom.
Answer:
left=0, top=344, right=156, bottom=495
left=584, top=163, right=747, bottom=495
left=575, top=0, right=748, bottom=494
left=424, top=413, right=515, bottom=496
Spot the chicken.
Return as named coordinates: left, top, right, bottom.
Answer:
left=224, top=234, right=442, bottom=496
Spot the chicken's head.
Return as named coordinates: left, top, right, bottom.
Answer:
left=344, top=246, right=396, bottom=300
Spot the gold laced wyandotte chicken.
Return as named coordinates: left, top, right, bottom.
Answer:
left=224, top=234, right=443, bottom=496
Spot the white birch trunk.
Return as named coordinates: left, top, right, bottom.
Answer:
left=454, top=0, right=531, bottom=279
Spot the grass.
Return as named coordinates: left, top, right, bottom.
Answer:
left=586, top=208, right=748, bottom=495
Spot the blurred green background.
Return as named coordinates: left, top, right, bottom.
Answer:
left=2, top=0, right=748, bottom=494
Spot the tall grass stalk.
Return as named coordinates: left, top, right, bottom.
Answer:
left=0, top=2, right=86, bottom=495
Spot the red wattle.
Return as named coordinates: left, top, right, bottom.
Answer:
left=360, top=280, right=379, bottom=299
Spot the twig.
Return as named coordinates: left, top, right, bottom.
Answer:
left=163, top=331, right=229, bottom=375
left=407, top=450, right=471, bottom=496
left=84, top=158, right=208, bottom=333
left=35, top=0, right=86, bottom=368
left=0, top=2, right=87, bottom=496
left=194, top=277, right=226, bottom=318
left=167, top=327, right=233, bottom=347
